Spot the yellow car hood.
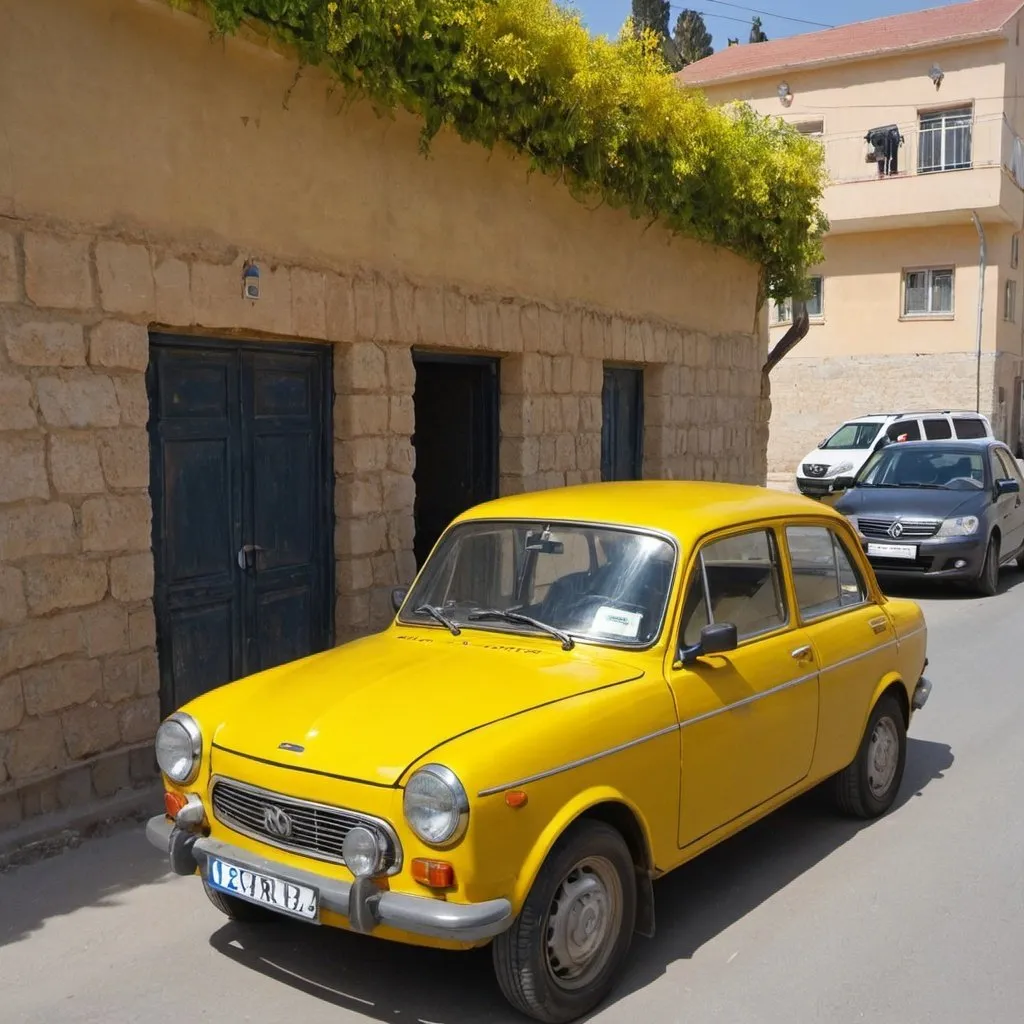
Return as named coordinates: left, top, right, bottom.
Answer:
left=209, top=630, right=644, bottom=786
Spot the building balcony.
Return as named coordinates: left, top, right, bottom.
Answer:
left=819, top=115, right=1024, bottom=233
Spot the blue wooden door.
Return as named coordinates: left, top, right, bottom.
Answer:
left=148, top=336, right=333, bottom=713
left=601, top=366, right=644, bottom=481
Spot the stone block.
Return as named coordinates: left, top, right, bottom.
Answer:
left=560, top=396, right=580, bottom=433
left=137, top=648, right=160, bottom=695
left=335, top=437, right=389, bottom=475
left=336, top=592, right=370, bottom=629
left=109, top=552, right=154, bottom=603
left=25, top=557, right=108, bottom=615
left=520, top=305, right=541, bottom=352
left=571, top=357, right=593, bottom=395
left=386, top=512, right=415, bottom=554
left=581, top=312, right=606, bottom=359
left=353, top=277, right=376, bottom=342
left=0, top=564, right=27, bottom=627
left=6, top=321, right=86, bottom=367
left=539, top=436, right=557, bottom=472
left=291, top=267, right=326, bottom=340
left=372, top=276, right=395, bottom=343
left=19, top=777, right=62, bottom=819
left=563, top=310, right=583, bottom=355
left=57, top=765, right=94, bottom=808
left=153, top=256, right=193, bottom=324
left=580, top=395, right=602, bottom=432
left=389, top=395, right=414, bottom=435
left=0, top=501, right=76, bottom=560
left=49, top=433, right=105, bottom=495
left=336, top=342, right=386, bottom=395
left=98, top=428, right=150, bottom=489
left=81, top=495, right=152, bottom=553
left=0, top=791, right=20, bottom=827
left=91, top=751, right=131, bottom=798
left=386, top=345, right=416, bottom=395
left=387, top=438, right=415, bottom=475
left=325, top=274, right=355, bottom=343
left=0, top=371, right=36, bottom=430
left=335, top=516, right=388, bottom=558
left=6, top=716, right=66, bottom=780
left=339, top=477, right=383, bottom=519
left=0, top=437, right=49, bottom=504
left=130, top=745, right=157, bottom=782
left=0, top=612, right=83, bottom=679
left=382, top=471, right=414, bottom=512
left=336, top=558, right=374, bottom=593
left=538, top=307, right=564, bottom=355
left=0, top=230, right=17, bottom=303
left=190, top=261, right=239, bottom=330
left=414, top=286, right=445, bottom=346
left=552, top=355, right=573, bottom=395
left=103, top=651, right=149, bottom=703
left=21, top=658, right=102, bottom=716
left=62, top=703, right=120, bottom=760
left=497, top=300, right=523, bottom=353
left=624, top=322, right=644, bottom=361
left=89, top=320, right=149, bottom=372
left=96, top=241, right=155, bottom=316
left=0, top=677, right=25, bottom=731
left=371, top=553, right=398, bottom=587
left=114, top=374, right=150, bottom=427
left=24, top=233, right=93, bottom=310
left=129, top=607, right=156, bottom=651
left=118, top=695, right=160, bottom=744
left=466, top=298, right=499, bottom=352
left=337, top=394, right=389, bottom=438
left=80, top=602, right=130, bottom=658
left=443, top=290, right=467, bottom=347
left=37, top=374, right=120, bottom=428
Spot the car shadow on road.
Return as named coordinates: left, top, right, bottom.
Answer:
left=879, top=565, right=1024, bottom=601
left=206, top=737, right=953, bottom=1023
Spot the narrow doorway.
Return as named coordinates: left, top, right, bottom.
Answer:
left=148, top=334, right=334, bottom=715
left=412, top=353, right=499, bottom=567
left=601, top=365, right=644, bottom=481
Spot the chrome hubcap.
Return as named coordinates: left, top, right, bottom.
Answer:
left=545, top=856, right=622, bottom=990
left=867, top=715, right=900, bottom=798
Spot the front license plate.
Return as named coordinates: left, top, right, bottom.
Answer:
left=867, top=542, right=918, bottom=560
left=207, top=856, right=319, bottom=921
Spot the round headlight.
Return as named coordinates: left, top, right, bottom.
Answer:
left=403, top=764, right=469, bottom=846
left=343, top=825, right=383, bottom=877
left=155, top=713, right=202, bottom=784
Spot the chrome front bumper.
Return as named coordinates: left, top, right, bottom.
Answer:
left=146, top=815, right=512, bottom=943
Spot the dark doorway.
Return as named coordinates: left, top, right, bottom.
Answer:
left=412, top=353, right=499, bottom=567
left=601, top=365, right=644, bottom=481
left=148, top=334, right=334, bottom=714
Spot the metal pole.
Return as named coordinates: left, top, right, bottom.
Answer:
left=971, top=211, right=986, bottom=415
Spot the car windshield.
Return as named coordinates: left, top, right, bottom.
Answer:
left=401, top=520, right=676, bottom=647
left=856, top=447, right=987, bottom=490
left=821, top=421, right=881, bottom=450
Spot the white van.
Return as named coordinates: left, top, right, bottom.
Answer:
left=795, top=410, right=994, bottom=497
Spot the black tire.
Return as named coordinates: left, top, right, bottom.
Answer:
left=974, top=534, right=1001, bottom=596
left=833, top=693, right=907, bottom=819
left=202, top=879, right=280, bottom=923
left=492, top=820, right=637, bottom=1023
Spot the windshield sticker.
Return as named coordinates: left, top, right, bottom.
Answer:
left=591, top=606, right=642, bottom=639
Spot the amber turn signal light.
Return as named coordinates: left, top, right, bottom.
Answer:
left=411, top=858, right=456, bottom=889
left=164, top=791, right=187, bottom=819
left=505, top=790, right=528, bottom=808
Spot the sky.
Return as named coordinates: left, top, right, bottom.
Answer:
left=566, top=0, right=966, bottom=51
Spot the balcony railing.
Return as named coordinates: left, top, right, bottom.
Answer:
left=817, top=114, right=1023, bottom=186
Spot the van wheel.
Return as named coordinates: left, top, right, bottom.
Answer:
left=203, top=879, right=279, bottom=922
left=975, top=535, right=1000, bottom=596
left=492, top=820, right=636, bottom=1023
left=833, top=693, right=907, bottom=819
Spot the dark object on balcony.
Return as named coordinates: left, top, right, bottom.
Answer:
left=865, top=125, right=904, bottom=176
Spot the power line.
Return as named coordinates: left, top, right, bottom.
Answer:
left=672, top=2, right=834, bottom=31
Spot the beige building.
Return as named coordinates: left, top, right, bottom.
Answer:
left=681, top=0, right=1024, bottom=474
left=0, top=0, right=772, bottom=832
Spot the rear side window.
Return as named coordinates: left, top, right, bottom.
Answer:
left=680, top=529, right=788, bottom=646
left=923, top=417, right=952, bottom=440
left=886, top=419, right=921, bottom=441
left=954, top=417, right=988, bottom=439
left=995, top=448, right=1023, bottom=483
left=785, top=526, right=867, bottom=620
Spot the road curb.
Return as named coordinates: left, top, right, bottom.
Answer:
left=0, top=784, right=163, bottom=872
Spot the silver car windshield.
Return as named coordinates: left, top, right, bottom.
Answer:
left=400, top=520, right=676, bottom=648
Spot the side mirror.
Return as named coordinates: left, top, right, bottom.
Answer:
left=833, top=475, right=856, bottom=491
left=390, top=587, right=408, bottom=613
left=995, top=478, right=1020, bottom=497
left=679, top=622, right=738, bottom=666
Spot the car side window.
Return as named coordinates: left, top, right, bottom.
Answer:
left=954, top=417, right=988, bottom=439
left=785, top=525, right=867, bottom=620
left=680, top=529, right=788, bottom=647
left=995, top=448, right=1023, bottom=484
left=886, top=418, right=922, bottom=442
left=923, top=417, right=952, bottom=440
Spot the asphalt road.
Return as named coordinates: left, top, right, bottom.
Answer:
left=3, top=574, right=1024, bottom=1024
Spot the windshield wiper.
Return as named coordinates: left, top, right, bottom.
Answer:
left=414, top=604, right=461, bottom=636
left=467, top=609, right=575, bottom=651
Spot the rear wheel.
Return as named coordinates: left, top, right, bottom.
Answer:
left=833, top=693, right=907, bottom=819
left=203, top=879, right=279, bottom=923
left=974, top=535, right=1000, bottom=596
left=492, top=820, right=636, bottom=1023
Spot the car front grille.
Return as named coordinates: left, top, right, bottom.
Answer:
left=858, top=516, right=940, bottom=539
left=802, top=463, right=830, bottom=478
left=867, top=555, right=935, bottom=574
left=210, top=777, right=401, bottom=873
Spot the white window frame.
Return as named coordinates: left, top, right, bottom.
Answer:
left=917, top=105, right=973, bottom=174
left=1012, top=233, right=1019, bottom=270
left=771, top=275, right=824, bottom=325
left=902, top=266, right=955, bottom=318
left=1005, top=279, right=1017, bottom=322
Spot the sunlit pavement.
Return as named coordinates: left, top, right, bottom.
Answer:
left=3, top=574, right=1023, bottom=1024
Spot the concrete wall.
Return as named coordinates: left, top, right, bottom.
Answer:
left=0, top=0, right=770, bottom=829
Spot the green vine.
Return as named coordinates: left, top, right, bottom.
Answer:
left=185, top=0, right=828, bottom=301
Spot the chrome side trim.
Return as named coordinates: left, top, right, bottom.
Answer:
left=678, top=669, right=818, bottom=729
left=208, top=774, right=404, bottom=875
left=819, top=639, right=896, bottom=675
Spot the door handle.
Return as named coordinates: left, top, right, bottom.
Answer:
left=791, top=645, right=812, bottom=660
left=237, top=544, right=265, bottom=570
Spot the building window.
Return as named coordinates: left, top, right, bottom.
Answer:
left=793, top=119, right=824, bottom=138
left=903, top=267, right=954, bottom=317
left=1005, top=279, right=1017, bottom=322
left=1012, top=234, right=1019, bottom=269
left=771, top=276, right=823, bottom=325
left=918, top=106, right=972, bottom=173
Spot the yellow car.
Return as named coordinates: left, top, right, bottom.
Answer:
left=147, top=481, right=931, bottom=1023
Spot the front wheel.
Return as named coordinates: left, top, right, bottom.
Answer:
left=492, top=820, right=637, bottom=1023
left=832, top=693, right=907, bottom=819
left=974, top=535, right=1001, bottom=596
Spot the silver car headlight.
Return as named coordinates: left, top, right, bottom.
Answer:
left=935, top=515, right=980, bottom=538
left=825, top=461, right=854, bottom=478
left=403, top=764, right=469, bottom=846
left=155, top=713, right=202, bottom=784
